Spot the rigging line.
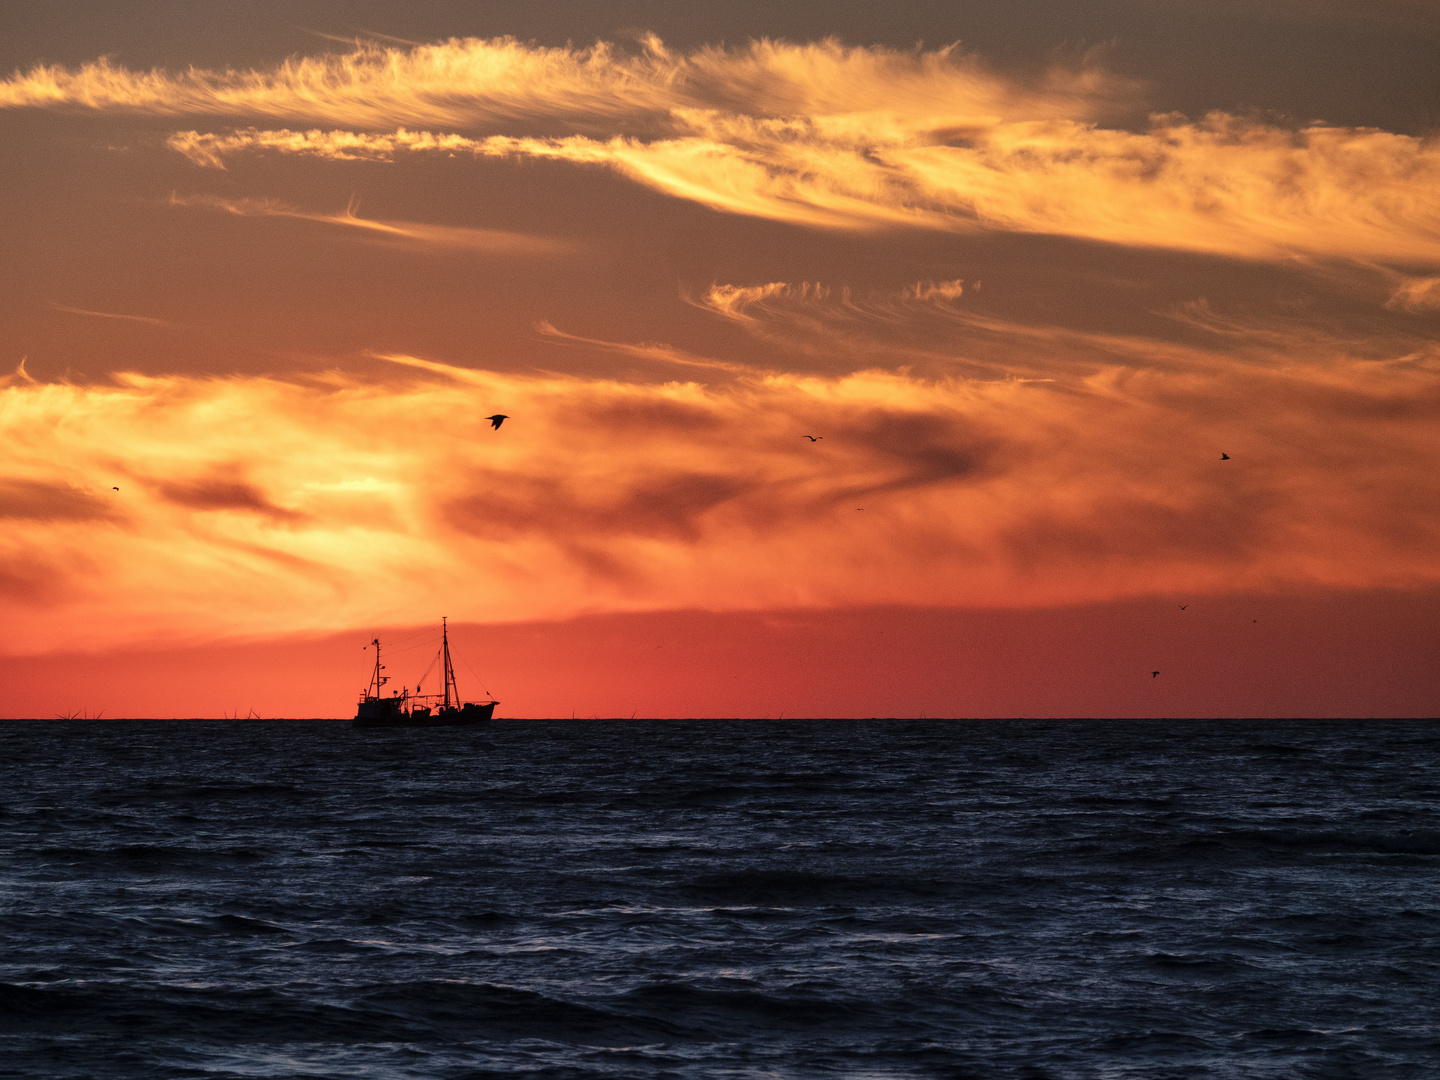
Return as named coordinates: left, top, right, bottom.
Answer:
left=387, top=629, right=442, bottom=646
left=391, top=630, right=440, bottom=648
left=460, top=652, right=494, bottom=698
left=383, top=637, right=442, bottom=657
left=412, top=652, right=443, bottom=691
left=370, top=633, right=443, bottom=659
left=379, top=628, right=441, bottom=649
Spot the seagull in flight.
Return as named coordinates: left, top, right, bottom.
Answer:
left=1179, top=605, right=1187, bottom=610
left=1221, top=453, right=1230, bottom=460
left=1152, top=671, right=1160, bottom=678
left=485, top=414, right=509, bottom=430
left=112, top=487, right=119, bottom=491
left=802, top=435, right=822, bottom=442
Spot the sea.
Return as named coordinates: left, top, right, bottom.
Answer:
left=1, top=718, right=1437, bottom=1079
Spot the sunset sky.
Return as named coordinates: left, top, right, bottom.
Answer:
left=3, top=0, right=1438, bottom=718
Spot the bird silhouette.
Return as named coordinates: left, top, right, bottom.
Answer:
left=802, top=435, right=822, bottom=442
left=112, top=486, right=119, bottom=491
left=1221, top=453, right=1230, bottom=460
left=1179, top=605, right=1187, bottom=610
left=485, top=414, right=509, bottom=430
left=1152, top=671, right=1160, bottom=678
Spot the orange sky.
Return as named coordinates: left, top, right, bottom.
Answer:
left=3, top=1, right=1438, bottom=717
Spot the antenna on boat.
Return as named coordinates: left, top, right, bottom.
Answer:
left=369, top=637, right=389, bottom=697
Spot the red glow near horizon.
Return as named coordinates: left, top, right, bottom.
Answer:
left=7, top=592, right=1438, bottom=720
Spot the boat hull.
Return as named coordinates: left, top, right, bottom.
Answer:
left=353, top=700, right=497, bottom=728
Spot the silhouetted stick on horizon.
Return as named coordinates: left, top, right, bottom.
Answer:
left=485, top=414, right=509, bottom=430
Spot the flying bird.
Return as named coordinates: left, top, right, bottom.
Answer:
left=112, top=486, right=119, bottom=491
left=485, top=414, right=509, bottom=430
left=1221, top=453, right=1230, bottom=460
left=1179, top=605, right=1187, bottom=610
left=802, top=435, right=822, bottom=442
left=1152, top=671, right=1160, bottom=678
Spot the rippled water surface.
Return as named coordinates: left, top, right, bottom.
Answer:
left=2, top=718, right=1438, bottom=1078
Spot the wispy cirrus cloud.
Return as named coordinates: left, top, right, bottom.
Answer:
left=533, top=323, right=754, bottom=375
left=5, top=33, right=1438, bottom=663
left=692, top=274, right=1440, bottom=391
left=49, top=303, right=173, bottom=326
left=166, top=112, right=1440, bottom=263
left=0, top=37, right=1125, bottom=130
left=166, top=191, right=573, bottom=255
left=1385, top=274, right=1440, bottom=313
left=3, top=307, right=1438, bottom=654
left=9, top=38, right=1436, bottom=264
left=164, top=127, right=482, bottom=168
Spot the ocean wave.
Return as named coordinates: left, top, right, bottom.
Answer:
left=681, top=868, right=956, bottom=904
left=2, top=717, right=1436, bottom=1078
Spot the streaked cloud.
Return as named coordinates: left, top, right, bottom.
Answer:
left=4, top=27, right=1438, bottom=683
left=3, top=313, right=1437, bottom=654
left=1, top=37, right=1125, bottom=130
left=534, top=323, right=754, bottom=375
left=165, top=128, right=476, bottom=168
left=166, top=192, right=573, bottom=255
left=909, top=279, right=966, bottom=302
left=49, top=303, right=172, bottom=326
left=0, top=359, right=36, bottom=388
left=169, top=112, right=1440, bottom=263
left=1386, top=274, right=1440, bottom=313
left=8, top=38, right=1435, bottom=263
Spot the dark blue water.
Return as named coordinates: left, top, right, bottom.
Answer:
left=2, top=719, right=1437, bottom=1078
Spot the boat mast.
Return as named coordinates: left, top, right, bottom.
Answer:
left=442, top=617, right=458, bottom=709
left=369, top=638, right=387, bottom=698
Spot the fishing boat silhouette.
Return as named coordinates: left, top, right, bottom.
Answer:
left=354, top=618, right=497, bottom=728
